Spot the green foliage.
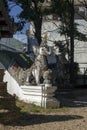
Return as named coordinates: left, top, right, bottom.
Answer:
left=51, top=0, right=71, bottom=38
left=16, top=100, right=69, bottom=113
left=9, top=0, right=47, bottom=21
left=74, top=29, right=87, bottom=41
left=64, top=62, right=79, bottom=74
left=9, top=0, right=51, bottom=44
left=51, top=0, right=70, bottom=19
left=9, top=0, right=87, bottom=43
left=51, top=0, right=87, bottom=41
left=64, top=62, right=79, bottom=83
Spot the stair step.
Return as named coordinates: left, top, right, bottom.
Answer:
left=0, top=69, right=4, bottom=82
left=0, top=108, right=20, bottom=124
left=0, top=94, right=16, bottom=103
left=0, top=82, right=7, bottom=87
left=0, top=69, right=20, bottom=123
left=0, top=82, right=7, bottom=93
left=0, top=96, right=15, bottom=103
left=0, top=103, right=16, bottom=109
left=0, top=107, right=20, bottom=113
left=0, top=94, right=15, bottom=99
left=21, top=85, right=42, bottom=90
left=0, top=82, right=7, bottom=91
left=0, top=90, right=7, bottom=96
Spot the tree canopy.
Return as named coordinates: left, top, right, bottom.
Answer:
left=8, top=0, right=52, bottom=45
left=51, top=0, right=87, bottom=41
left=8, top=0, right=87, bottom=43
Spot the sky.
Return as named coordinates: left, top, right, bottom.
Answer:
left=9, top=5, right=22, bottom=22
left=8, top=1, right=29, bottom=43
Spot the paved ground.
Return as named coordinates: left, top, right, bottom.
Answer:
left=0, top=89, right=87, bottom=130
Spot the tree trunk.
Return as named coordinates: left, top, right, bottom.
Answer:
left=34, top=17, right=42, bottom=45
left=69, top=0, right=75, bottom=84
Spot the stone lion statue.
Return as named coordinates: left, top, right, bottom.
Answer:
left=25, top=36, right=60, bottom=85
left=8, top=34, right=60, bottom=86
left=25, top=45, right=51, bottom=85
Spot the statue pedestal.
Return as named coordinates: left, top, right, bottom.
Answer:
left=44, top=84, right=52, bottom=87
left=46, top=98, right=60, bottom=108
left=21, top=84, right=60, bottom=108
left=41, top=84, right=60, bottom=108
left=4, top=69, right=60, bottom=109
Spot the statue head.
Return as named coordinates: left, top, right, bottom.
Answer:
left=39, top=46, right=47, bottom=55
left=53, top=45, right=60, bottom=55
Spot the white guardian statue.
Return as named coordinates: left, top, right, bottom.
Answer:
left=25, top=34, right=60, bottom=85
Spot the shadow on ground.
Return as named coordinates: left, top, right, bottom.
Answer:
left=57, top=88, right=87, bottom=107
left=1, top=89, right=87, bottom=126
left=3, top=112, right=83, bottom=126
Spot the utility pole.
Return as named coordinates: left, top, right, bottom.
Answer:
left=69, top=0, right=75, bottom=84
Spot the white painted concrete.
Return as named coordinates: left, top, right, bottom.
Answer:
left=4, top=70, right=25, bottom=100
left=3, top=70, right=57, bottom=107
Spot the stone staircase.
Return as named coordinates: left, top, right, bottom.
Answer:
left=4, top=70, right=60, bottom=108
left=20, top=85, right=60, bottom=108
left=0, top=69, right=20, bottom=124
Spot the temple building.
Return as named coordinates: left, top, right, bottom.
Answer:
left=0, top=0, right=13, bottom=38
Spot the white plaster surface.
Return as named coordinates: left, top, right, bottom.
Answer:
left=3, top=70, right=47, bottom=107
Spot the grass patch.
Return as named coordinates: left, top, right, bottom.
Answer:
left=16, top=100, right=69, bottom=114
